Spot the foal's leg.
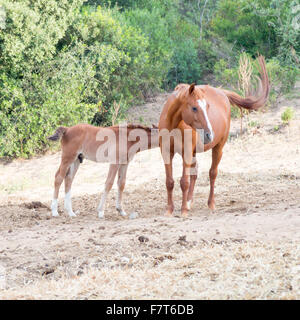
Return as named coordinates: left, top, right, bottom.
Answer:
left=187, top=157, right=198, bottom=210
left=97, top=164, right=119, bottom=218
left=164, top=152, right=175, bottom=216
left=51, top=155, right=77, bottom=217
left=116, top=164, right=128, bottom=217
left=208, top=143, right=224, bottom=212
left=64, top=158, right=80, bottom=217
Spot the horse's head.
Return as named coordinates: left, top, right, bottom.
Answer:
left=180, top=83, right=214, bottom=145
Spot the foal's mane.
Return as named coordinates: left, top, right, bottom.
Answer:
left=113, top=124, right=157, bottom=132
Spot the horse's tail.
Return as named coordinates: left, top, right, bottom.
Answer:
left=47, top=126, right=67, bottom=141
left=222, top=55, right=270, bottom=111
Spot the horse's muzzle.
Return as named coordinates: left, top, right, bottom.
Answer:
left=204, top=131, right=213, bottom=144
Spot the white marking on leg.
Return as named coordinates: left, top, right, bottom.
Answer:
left=187, top=200, right=192, bottom=210
left=98, top=211, right=104, bottom=219
left=51, top=199, right=59, bottom=217
left=64, top=191, right=76, bottom=217
left=116, top=191, right=127, bottom=216
left=197, top=99, right=214, bottom=140
left=98, top=191, right=107, bottom=218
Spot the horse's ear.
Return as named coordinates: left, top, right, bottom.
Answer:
left=189, top=83, right=196, bottom=95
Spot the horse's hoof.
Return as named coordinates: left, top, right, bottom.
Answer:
left=208, top=201, right=215, bottom=212
left=181, top=210, right=188, bottom=218
left=98, top=211, right=104, bottom=219
left=208, top=205, right=216, bottom=214
left=52, top=211, right=59, bottom=217
left=164, top=211, right=173, bottom=217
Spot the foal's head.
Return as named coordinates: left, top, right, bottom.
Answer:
left=179, top=83, right=214, bottom=144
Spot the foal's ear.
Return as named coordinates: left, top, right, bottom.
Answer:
left=189, top=83, right=196, bottom=95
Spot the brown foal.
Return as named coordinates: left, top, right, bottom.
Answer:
left=158, top=55, right=270, bottom=217
left=48, top=124, right=158, bottom=218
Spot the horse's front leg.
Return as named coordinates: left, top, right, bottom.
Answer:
left=164, top=152, right=175, bottom=216
left=208, top=143, right=224, bottom=212
left=180, top=160, right=192, bottom=217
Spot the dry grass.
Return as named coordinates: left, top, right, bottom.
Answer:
left=0, top=241, right=299, bottom=300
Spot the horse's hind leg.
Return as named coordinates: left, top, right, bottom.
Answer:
left=98, top=164, right=119, bottom=218
left=64, top=158, right=80, bottom=217
left=208, top=143, right=224, bottom=212
left=116, top=164, right=128, bottom=217
left=51, top=156, right=76, bottom=217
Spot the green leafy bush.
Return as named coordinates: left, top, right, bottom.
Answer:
left=0, top=4, right=156, bottom=157
left=122, top=7, right=173, bottom=91
left=266, top=58, right=299, bottom=95
left=281, top=107, right=295, bottom=124
left=166, top=15, right=203, bottom=88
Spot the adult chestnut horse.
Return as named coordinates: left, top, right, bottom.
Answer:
left=158, top=55, right=269, bottom=217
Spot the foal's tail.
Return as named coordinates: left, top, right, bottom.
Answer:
left=47, top=127, right=67, bottom=141
left=222, top=55, right=270, bottom=111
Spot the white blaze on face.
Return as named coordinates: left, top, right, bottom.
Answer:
left=197, top=99, right=214, bottom=140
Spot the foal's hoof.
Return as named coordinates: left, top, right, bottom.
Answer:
left=116, top=207, right=127, bottom=217
left=98, top=211, right=105, bottom=219
left=68, top=212, right=77, bottom=217
left=52, top=211, right=59, bottom=217
left=164, top=211, right=173, bottom=217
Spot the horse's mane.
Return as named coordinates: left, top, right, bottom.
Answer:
left=113, top=124, right=158, bottom=132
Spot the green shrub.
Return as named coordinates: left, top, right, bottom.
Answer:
left=122, top=7, right=173, bottom=91
left=0, top=49, right=98, bottom=158
left=211, top=0, right=276, bottom=58
left=266, top=58, right=299, bottom=95
left=0, top=4, right=160, bottom=157
left=213, top=59, right=238, bottom=88
left=166, top=15, right=203, bottom=88
left=0, top=0, right=84, bottom=77
left=71, top=7, right=154, bottom=103
left=281, top=107, right=295, bottom=124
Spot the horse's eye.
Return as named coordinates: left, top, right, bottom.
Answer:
left=192, top=106, right=198, bottom=112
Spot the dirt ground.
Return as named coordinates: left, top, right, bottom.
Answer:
left=0, top=85, right=299, bottom=299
